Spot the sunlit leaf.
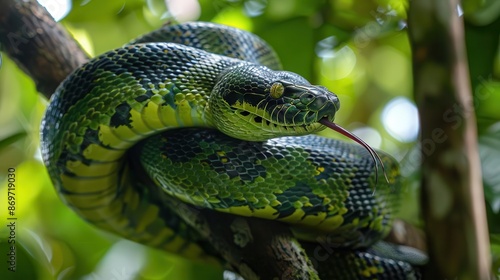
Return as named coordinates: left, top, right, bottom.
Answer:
left=464, top=0, right=500, bottom=25
left=212, top=6, right=253, bottom=30
left=0, top=239, right=38, bottom=279
left=0, top=132, right=27, bottom=151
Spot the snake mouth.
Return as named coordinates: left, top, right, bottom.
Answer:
left=237, top=109, right=323, bottom=135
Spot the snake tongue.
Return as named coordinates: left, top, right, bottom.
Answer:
left=319, top=118, right=389, bottom=185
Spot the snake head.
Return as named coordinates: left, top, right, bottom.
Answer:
left=209, top=64, right=340, bottom=141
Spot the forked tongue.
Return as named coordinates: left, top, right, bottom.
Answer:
left=319, top=118, right=389, bottom=185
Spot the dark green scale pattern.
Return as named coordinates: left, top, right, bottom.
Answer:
left=129, top=22, right=282, bottom=70
left=272, top=136, right=400, bottom=247
left=136, top=128, right=400, bottom=247
left=120, top=163, right=221, bottom=258
left=134, top=128, right=422, bottom=279
left=274, top=182, right=326, bottom=218
left=41, top=43, right=241, bottom=183
left=310, top=244, right=419, bottom=280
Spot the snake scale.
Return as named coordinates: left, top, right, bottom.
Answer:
left=41, top=22, right=423, bottom=279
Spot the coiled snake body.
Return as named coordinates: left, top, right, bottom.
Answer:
left=41, top=22, right=421, bottom=279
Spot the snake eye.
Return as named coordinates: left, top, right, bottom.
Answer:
left=270, top=82, right=285, bottom=99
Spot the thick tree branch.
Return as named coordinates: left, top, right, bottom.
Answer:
left=165, top=196, right=319, bottom=280
left=0, top=0, right=88, bottom=98
left=408, top=0, right=491, bottom=279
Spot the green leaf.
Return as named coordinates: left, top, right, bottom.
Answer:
left=465, top=17, right=500, bottom=96
left=462, top=0, right=486, bottom=16
left=0, top=132, right=27, bottom=151
left=464, top=0, right=500, bottom=25
left=479, top=125, right=500, bottom=233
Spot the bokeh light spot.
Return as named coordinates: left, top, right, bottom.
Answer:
left=320, top=45, right=356, bottom=80
left=382, top=97, right=419, bottom=142
left=165, top=0, right=201, bottom=22
left=37, top=0, right=71, bottom=22
left=84, top=240, right=146, bottom=280
left=369, top=45, right=410, bottom=95
left=244, top=0, right=267, bottom=17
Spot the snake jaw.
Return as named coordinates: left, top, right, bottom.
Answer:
left=319, top=118, right=390, bottom=185
left=234, top=108, right=324, bottom=137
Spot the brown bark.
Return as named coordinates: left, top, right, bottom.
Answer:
left=165, top=196, right=319, bottom=280
left=0, top=0, right=88, bottom=98
left=408, top=0, right=491, bottom=279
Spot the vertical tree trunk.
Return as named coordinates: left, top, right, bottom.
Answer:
left=408, top=1, right=491, bottom=279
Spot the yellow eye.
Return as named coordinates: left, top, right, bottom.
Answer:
left=270, top=82, right=284, bottom=99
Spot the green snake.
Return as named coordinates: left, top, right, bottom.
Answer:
left=41, top=22, right=423, bottom=279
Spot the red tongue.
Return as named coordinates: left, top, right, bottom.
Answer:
left=319, top=118, right=389, bottom=185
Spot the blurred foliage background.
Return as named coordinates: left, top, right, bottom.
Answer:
left=0, top=0, right=499, bottom=279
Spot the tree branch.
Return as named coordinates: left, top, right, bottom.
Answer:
left=408, top=0, right=491, bottom=279
left=165, top=196, right=319, bottom=280
left=0, top=0, right=88, bottom=98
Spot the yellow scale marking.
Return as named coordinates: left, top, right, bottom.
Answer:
left=82, top=144, right=123, bottom=162
left=159, top=235, right=190, bottom=253
left=315, top=214, right=345, bottom=231
left=218, top=204, right=346, bottom=232
left=110, top=123, right=142, bottom=142
left=360, top=266, right=381, bottom=277
left=77, top=198, right=126, bottom=224
left=218, top=205, right=279, bottom=218
left=158, top=103, right=179, bottom=127
left=122, top=183, right=140, bottom=210
left=64, top=189, right=116, bottom=209
left=178, top=243, right=206, bottom=259
left=147, top=227, right=176, bottom=247
left=136, top=205, right=160, bottom=232
left=175, top=98, right=194, bottom=126
left=141, top=100, right=168, bottom=130
left=128, top=107, right=155, bottom=135
left=60, top=173, right=116, bottom=194
left=99, top=125, right=134, bottom=149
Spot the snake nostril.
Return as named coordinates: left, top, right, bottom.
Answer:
left=318, top=102, right=338, bottom=121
